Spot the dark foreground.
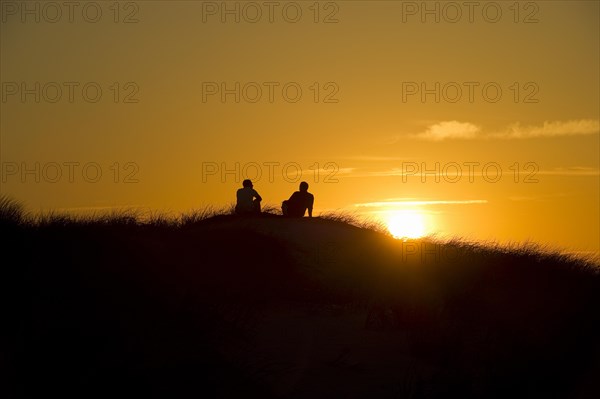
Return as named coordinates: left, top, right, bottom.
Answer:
left=3, top=213, right=600, bottom=398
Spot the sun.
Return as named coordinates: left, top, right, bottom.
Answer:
left=386, top=210, right=426, bottom=239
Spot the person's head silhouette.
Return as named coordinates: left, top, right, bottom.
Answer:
left=243, top=179, right=253, bottom=188
left=299, top=181, right=309, bottom=192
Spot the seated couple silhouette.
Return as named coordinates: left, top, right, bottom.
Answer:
left=235, top=179, right=314, bottom=218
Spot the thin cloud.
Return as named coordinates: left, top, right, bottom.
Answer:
left=413, top=119, right=599, bottom=140
left=346, top=169, right=408, bottom=178
left=342, top=156, right=412, bottom=162
left=537, top=167, right=600, bottom=176
left=339, top=166, right=599, bottom=180
left=497, top=119, right=600, bottom=139
left=314, top=167, right=355, bottom=175
left=354, top=199, right=488, bottom=207
left=416, top=120, right=481, bottom=141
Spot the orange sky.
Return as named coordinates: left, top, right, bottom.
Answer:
left=1, top=1, right=599, bottom=256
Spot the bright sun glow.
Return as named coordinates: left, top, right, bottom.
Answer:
left=386, top=210, right=427, bottom=239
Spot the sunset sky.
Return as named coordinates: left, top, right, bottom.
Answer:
left=1, top=1, right=599, bottom=256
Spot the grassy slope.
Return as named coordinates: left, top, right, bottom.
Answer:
left=2, top=202, right=600, bottom=398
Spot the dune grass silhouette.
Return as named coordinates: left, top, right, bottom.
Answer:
left=2, top=196, right=599, bottom=398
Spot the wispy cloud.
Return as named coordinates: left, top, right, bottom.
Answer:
left=537, top=167, right=600, bottom=176
left=348, top=167, right=600, bottom=179
left=342, top=169, right=408, bottom=178
left=354, top=199, right=488, bottom=207
left=498, top=120, right=600, bottom=139
left=342, top=156, right=412, bottom=162
left=338, top=166, right=599, bottom=180
left=315, top=167, right=355, bottom=175
left=415, top=121, right=481, bottom=141
left=413, top=119, right=599, bottom=140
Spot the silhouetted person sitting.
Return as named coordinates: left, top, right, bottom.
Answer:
left=235, top=179, right=262, bottom=215
left=282, top=181, right=314, bottom=218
